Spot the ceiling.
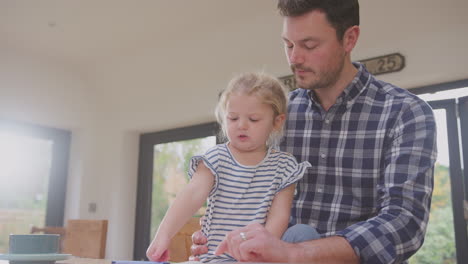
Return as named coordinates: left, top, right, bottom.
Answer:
left=0, top=0, right=279, bottom=71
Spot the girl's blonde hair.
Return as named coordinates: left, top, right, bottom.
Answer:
left=215, top=72, right=289, bottom=147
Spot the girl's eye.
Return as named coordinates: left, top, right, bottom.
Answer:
left=249, top=118, right=259, bottom=122
left=228, top=117, right=238, bottom=121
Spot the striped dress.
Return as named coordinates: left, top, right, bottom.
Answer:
left=188, top=143, right=311, bottom=262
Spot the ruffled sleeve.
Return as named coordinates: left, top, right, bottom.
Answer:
left=188, top=145, right=220, bottom=195
left=276, top=151, right=311, bottom=192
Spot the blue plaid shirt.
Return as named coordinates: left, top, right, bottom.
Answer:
left=280, top=63, right=437, bottom=264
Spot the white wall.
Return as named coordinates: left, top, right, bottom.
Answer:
left=1, top=0, right=467, bottom=260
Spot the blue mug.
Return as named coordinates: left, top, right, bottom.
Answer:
left=9, top=234, right=60, bottom=254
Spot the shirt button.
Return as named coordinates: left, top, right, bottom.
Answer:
left=320, top=152, right=326, bottom=159
left=324, top=119, right=330, bottom=124
left=317, top=188, right=323, bottom=193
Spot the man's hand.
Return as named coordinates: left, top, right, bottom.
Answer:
left=215, top=222, right=290, bottom=262
left=189, top=229, right=208, bottom=261
left=215, top=222, right=359, bottom=263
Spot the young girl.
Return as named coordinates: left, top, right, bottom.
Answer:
left=146, top=72, right=311, bottom=263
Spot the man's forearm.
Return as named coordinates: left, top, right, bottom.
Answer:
left=286, top=236, right=359, bottom=264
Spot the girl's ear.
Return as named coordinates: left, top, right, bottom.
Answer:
left=274, top=114, right=286, bottom=130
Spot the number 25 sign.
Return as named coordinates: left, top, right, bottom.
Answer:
left=360, top=53, right=405, bottom=76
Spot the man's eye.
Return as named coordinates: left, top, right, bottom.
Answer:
left=283, top=42, right=293, bottom=49
left=305, top=45, right=317, bottom=50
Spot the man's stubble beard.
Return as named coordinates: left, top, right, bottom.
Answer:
left=292, top=52, right=346, bottom=91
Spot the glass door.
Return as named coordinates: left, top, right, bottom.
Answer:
left=0, top=120, right=70, bottom=253
left=0, top=132, right=52, bottom=253
left=134, top=122, right=219, bottom=260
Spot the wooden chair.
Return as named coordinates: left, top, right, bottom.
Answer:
left=168, top=217, right=200, bottom=262
left=63, top=219, right=108, bottom=259
left=31, top=219, right=108, bottom=259
left=30, top=226, right=67, bottom=251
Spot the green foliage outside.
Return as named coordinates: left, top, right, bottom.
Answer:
left=410, top=164, right=456, bottom=264
left=150, top=137, right=215, bottom=237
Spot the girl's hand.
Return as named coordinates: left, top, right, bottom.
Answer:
left=146, top=237, right=171, bottom=262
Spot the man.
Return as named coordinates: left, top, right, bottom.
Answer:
left=193, top=1, right=437, bottom=263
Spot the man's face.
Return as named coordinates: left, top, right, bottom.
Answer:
left=282, top=10, right=346, bottom=90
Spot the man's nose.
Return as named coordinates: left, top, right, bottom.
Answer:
left=289, top=47, right=304, bottom=65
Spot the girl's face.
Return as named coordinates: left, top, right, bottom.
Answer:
left=225, top=92, right=284, bottom=154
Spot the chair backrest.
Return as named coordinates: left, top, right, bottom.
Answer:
left=30, top=226, right=66, bottom=236
left=30, top=226, right=67, bottom=251
left=62, top=219, right=108, bottom=259
left=168, top=217, right=200, bottom=262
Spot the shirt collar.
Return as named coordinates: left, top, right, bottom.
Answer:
left=307, top=62, right=371, bottom=108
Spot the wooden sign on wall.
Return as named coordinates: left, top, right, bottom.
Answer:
left=360, top=53, right=405, bottom=76
left=279, top=53, right=405, bottom=91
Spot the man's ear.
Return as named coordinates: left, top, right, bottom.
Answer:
left=343, top=25, right=360, bottom=53
left=274, top=114, right=286, bottom=130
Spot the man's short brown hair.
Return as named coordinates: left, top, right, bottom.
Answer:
left=277, top=0, right=359, bottom=41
